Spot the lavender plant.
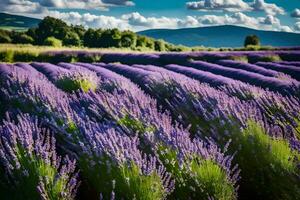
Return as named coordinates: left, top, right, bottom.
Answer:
left=0, top=114, right=79, bottom=200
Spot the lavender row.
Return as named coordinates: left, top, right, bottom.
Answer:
left=256, top=62, right=300, bottom=81
left=182, top=60, right=299, bottom=94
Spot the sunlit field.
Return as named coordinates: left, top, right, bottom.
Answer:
left=0, top=48, right=300, bottom=200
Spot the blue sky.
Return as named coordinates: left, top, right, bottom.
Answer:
left=1, top=0, right=300, bottom=32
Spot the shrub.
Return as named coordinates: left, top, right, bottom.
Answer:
left=0, top=115, right=79, bottom=200
left=13, top=51, right=39, bottom=62
left=44, top=36, right=63, bottom=47
left=154, top=40, right=166, bottom=52
left=63, top=32, right=81, bottom=46
left=248, top=54, right=282, bottom=63
left=11, top=33, right=34, bottom=44
left=56, top=72, right=97, bottom=93
left=0, top=50, right=14, bottom=62
left=244, top=35, right=260, bottom=47
left=158, top=145, right=237, bottom=200
left=0, top=34, right=12, bottom=43
left=232, top=120, right=300, bottom=200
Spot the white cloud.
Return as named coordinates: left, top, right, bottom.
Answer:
left=262, top=14, right=280, bottom=25
left=0, top=0, right=47, bottom=14
left=186, top=0, right=285, bottom=15
left=122, top=12, right=180, bottom=29
left=0, top=0, right=134, bottom=15
left=49, top=11, right=131, bottom=30
left=251, top=0, right=285, bottom=15
left=46, top=11, right=292, bottom=33
left=294, top=22, right=300, bottom=32
left=291, top=8, right=300, bottom=18
left=186, top=0, right=251, bottom=12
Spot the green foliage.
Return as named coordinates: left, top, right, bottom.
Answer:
left=118, top=114, right=156, bottom=134
left=44, top=37, right=62, bottom=47
left=63, top=32, right=81, bottom=46
left=120, top=31, right=137, bottom=48
left=154, top=40, right=166, bottom=52
left=190, top=159, right=236, bottom=200
left=13, top=50, right=39, bottom=62
left=1, top=145, right=71, bottom=200
left=0, top=50, right=14, bottom=62
left=36, top=16, right=69, bottom=44
left=233, top=120, right=300, bottom=200
left=248, top=54, right=282, bottom=63
left=137, top=36, right=155, bottom=49
left=244, top=35, right=260, bottom=47
left=79, top=156, right=166, bottom=200
left=0, top=30, right=12, bottom=43
left=56, top=76, right=97, bottom=93
left=117, top=163, right=166, bottom=200
left=1, top=16, right=189, bottom=51
left=228, top=56, right=248, bottom=62
left=11, top=32, right=34, bottom=44
left=158, top=145, right=236, bottom=200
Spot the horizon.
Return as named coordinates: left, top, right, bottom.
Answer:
left=1, top=0, right=300, bottom=32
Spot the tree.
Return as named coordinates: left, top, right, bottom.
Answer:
left=0, top=30, right=11, bottom=43
left=63, top=32, right=81, bottom=46
left=154, top=40, right=166, bottom=51
left=72, top=25, right=86, bottom=39
left=11, top=32, right=34, bottom=44
left=244, top=35, right=260, bottom=47
left=120, top=31, right=137, bottom=48
left=35, top=16, right=69, bottom=44
left=137, top=36, right=155, bottom=49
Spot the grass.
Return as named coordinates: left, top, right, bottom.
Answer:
left=0, top=26, right=28, bottom=32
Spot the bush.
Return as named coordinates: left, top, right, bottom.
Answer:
left=244, top=35, right=260, bottom=47
left=248, top=54, right=282, bottom=63
left=158, top=145, right=237, bottom=200
left=0, top=50, right=14, bottom=62
left=11, top=33, right=34, bottom=44
left=63, top=32, right=81, bottom=46
left=232, top=120, right=300, bottom=200
left=154, top=40, right=166, bottom=52
left=44, top=36, right=63, bottom=47
left=0, top=34, right=12, bottom=43
left=56, top=73, right=97, bottom=93
left=13, top=51, right=39, bottom=62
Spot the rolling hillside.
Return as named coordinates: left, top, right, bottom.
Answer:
left=138, top=25, right=300, bottom=48
left=0, top=12, right=41, bottom=31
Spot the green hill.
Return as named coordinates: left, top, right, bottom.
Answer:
left=138, top=25, right=300, bottom=48
left=0, top=12, right=41, bottom=31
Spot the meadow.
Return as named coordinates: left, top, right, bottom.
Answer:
left=0, top=49, right=300, bottom=200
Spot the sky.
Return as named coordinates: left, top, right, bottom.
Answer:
left=1, top=0, right=300, bottom=32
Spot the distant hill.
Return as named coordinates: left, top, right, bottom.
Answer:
left=0, top=12, right=41, bottom=31
left=138, top=25, right=300, bottom=48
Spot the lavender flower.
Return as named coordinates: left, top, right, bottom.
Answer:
left=0, top=114, right=79, bottom=200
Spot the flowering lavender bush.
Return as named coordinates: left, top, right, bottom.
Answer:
left=233, top=120, right=300, bottom=200
left=0, top=49, right=300, bottom=200
left=0, top=114, right=79, bottom=200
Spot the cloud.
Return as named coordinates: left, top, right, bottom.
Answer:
left=291, top=8, right=300, bottom=18
left=250, top=0, right=285, bottom=15
left=46, top=11, right=292, bottom=33
left=122, top=12, right=180, bottom=29
left=102, top=0, right=135, bottom=6
left=0, top=0, right=135, bottom=15
left=49, top=11, right=131, bottom=30
left=186, top=0, right=285, bottom=15
left=186, top=0, right=251, bottom=12
left=294, top=22, right=300, bottom=32
left=0, top=0, right=47, bottom=14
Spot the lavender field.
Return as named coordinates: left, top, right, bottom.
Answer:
left=0, top=51, right=300, bottom=200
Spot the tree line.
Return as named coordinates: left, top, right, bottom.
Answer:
left=0, top=16, right=187, bottom=52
